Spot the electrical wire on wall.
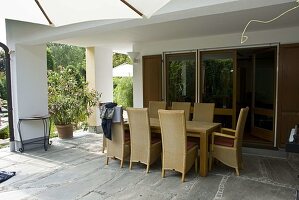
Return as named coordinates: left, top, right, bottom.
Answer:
left=241, top=0, right=299, bottom=44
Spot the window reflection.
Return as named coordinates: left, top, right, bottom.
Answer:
left=201, top=53, right=234, bottom=109
left=254, top=114, right=273, bottom=131
left=255, top=53, right=274, bottom=109
left=165, top=53, right=196, bottom=104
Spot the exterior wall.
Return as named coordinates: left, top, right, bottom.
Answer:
left=86, top=46, right=113, bottom=128
left=133, top=26, right=299, bottom=107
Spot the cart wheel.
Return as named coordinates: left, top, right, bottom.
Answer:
left=19, top=148, right=23, bottom=152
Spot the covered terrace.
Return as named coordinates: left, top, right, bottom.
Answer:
left=1, top=0, right=299, bottom=199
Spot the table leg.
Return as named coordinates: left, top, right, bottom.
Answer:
left=42, top=119, right=47, bottom=151
left=17, top=120, right=24, bottom=152
left=200, top=132, right=208, bottom=177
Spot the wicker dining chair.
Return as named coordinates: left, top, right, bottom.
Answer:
left=148, top=101, right=167, bottom=118
left=192, top=103, right=215, bottom=122
left=105, top=110, right=130, bottom=168
left=209, top=107, right=249, bottom=176
left=127, top=108, right=162, bottom=173
left=158, top=110, right=198, bottom=182
left=171, top=102, right=191, bottom=121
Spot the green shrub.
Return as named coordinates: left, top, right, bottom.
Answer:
left=0, top=72, right=7, bottom=100
left=113, top=77, right=133, bottom=108
left=0, top=126, right=9, bottom=139
left=48, top=66, right=100, bottom=125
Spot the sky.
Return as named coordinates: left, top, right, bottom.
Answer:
left=0, top=19, right=6, bottom=45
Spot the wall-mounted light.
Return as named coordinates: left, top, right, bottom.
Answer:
left=241, top=0, right=299, bottom=44
left=127, top=52, right=140, bottom=63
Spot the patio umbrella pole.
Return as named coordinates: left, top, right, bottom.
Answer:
left=120, top=0, right=143, bottom=17
left=6, top=51, right=14, bottom=152
left=35, top=0, right=53, bottom=25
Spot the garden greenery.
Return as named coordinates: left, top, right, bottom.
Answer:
left=48, top=66, right=100, bottom=125
left=113, top=77, right=133, bottom=108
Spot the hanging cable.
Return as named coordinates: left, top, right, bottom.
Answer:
left=241, top=0, right=299, bottom=44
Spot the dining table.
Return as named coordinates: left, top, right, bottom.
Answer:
left=125, top=118, right=221, bottom=177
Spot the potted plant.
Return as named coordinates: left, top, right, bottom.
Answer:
left=48, top=66, right=100, bottom=139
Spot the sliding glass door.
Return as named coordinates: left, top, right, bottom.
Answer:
left=251, top=50, right=275, bottom=142
left=200, top=51, right=237, bottom=128
left=165, top=52, right=197, bottom=105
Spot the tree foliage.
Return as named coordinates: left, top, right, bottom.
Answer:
left=113, top=77, right=133, bottom=108
left=0, top=72, right=7, bottom=100
left=113, top=53, right=132, bottom=67
left=167, top=60, right=195, bottom=103
left=0, top=50, right=4, bottom=72
left=112, top=53, right=133, bottom=107
left=203, top=59, right=233, bottom=108
left=47, top=48, right=54, bottom=71
left=0, top=50, right=7, bottom=100
left=47, top=43, right=86, bottom=77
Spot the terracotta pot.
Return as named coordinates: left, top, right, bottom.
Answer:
left=56, top=124, right=73, bottom=139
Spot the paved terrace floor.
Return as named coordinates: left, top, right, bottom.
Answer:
left=0, top=132, right=298, bottom=200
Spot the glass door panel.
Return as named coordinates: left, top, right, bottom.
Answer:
left=201, top=51, right=236, bottom=128
left=165, top=52, right=196, bottom=105
left=251, top=50, right=275, bottom=142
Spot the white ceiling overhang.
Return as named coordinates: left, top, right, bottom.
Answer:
left=4, top=0, right=299, bottom=50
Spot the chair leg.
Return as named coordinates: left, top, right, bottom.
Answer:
left=181, top=173, right=185, bottom=182
left=106, top=157, right=109, bottom=165
left=162, top=169, right=165, bottom=178
left=235, top=168, right=240, bottom=176
left=129, top=161, right=132, bottom=170
left=120, top=159, right=124, bottom=168
left=146, top=164, right=150, bottom=173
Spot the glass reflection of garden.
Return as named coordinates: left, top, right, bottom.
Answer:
left=202, top=59, right=233, bottom=109
left=167, top=55, right=196, bottom=104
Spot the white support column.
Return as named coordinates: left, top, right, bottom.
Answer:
left=10, top=44, right=48, bottom=151
left=86, top=46, right=113, bottom=132
left=86, top=47, right=97, bottom=127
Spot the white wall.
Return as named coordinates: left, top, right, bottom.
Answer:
left=9, top=44, right=48, bottom=145
left=133, top=26, right=299, bottom=107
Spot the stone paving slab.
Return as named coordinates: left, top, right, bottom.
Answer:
left=223, top=175, right=296, bottom=200
left=0, top=131, right=298, bottom=200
